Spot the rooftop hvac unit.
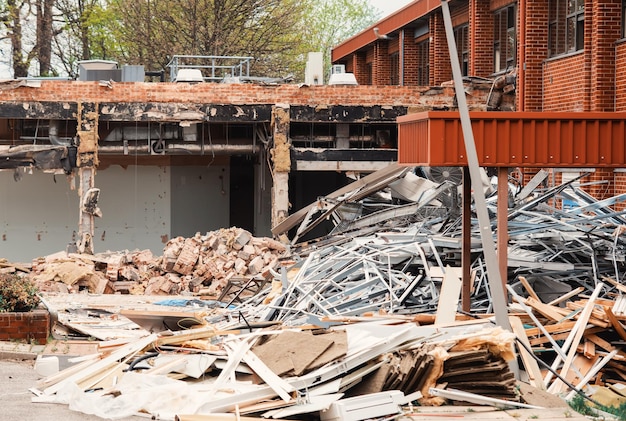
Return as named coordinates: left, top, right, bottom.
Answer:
left=174, top=69, right=204, bottom=83
left=78, top=60, right=120, bottom=81
left=331, top=64, right=346, bottom=74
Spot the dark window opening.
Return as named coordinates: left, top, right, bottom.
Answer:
left=390, top=52, right=400, bottom=85
left=417, top=39, right=430, bottom=85
left=549, top=0, right=584, bottom=57
left=454, top=24, right=469, bottom=76
left=494, top=5, right=516, bottom=73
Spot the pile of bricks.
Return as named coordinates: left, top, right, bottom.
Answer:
left=30, top=227, right=288, bottom=298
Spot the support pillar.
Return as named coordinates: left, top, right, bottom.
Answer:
left=461, top=167, right=471, bottom=312
left=497, top=167, right=509, bottom=290
left=270, top=104, right=291, bottom=231
left=76, top=102, right=100, bottom=254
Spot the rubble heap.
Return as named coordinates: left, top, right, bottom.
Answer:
left=29, top=227, right=287, bottom=297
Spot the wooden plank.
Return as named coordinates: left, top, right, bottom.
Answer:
left=547, top=283, right=603, bottom=393
left=605, top=306, right=626, bottom=341
left=510, top=316, right=545, bottom=390
left=519, top=276, right=541, bottom=302
left=42, top=333, right=157, bottom=395
left=603, top=276, right=626, bottom=294
left=524, top=320, right=577, bottom=338
left=525, top=297, right=569, bottom=322
left=547, top=287, right=585, bottom=306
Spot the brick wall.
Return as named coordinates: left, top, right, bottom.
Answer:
left=543, top=54, right=586, bottom=111
left=431, top=12, right=453, bottom=85
left=374, top=41, right=391, bottom=85
left=403, top=29, right=420, bottom=86
left=522, top=0, right=550, bottom=111
left=0, top=309, right=49, bottom=344
left=353, top=53, right=369, bottom=86
left=587, top=168, right=616, bottom=200
left=616, top=41, right=626, bottom=110
left=589, top=0, right=621, bottom=111
left=615, top=172, right=626, bottom=210
left=470, top=0, right=494, bottom=77
left=0, top=81, right=496, bottom=108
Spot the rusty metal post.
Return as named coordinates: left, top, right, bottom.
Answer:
left=498, top=167, right=509, bottom=291
left=462, top=167, right=471, bottom=312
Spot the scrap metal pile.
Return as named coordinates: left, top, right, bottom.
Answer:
left=19, top=164, right=626, bottom=419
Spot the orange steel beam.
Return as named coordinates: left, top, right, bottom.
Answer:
left=398, top=111, right=626, bottom=168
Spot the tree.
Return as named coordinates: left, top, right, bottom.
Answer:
left=53, top=0, right=119, bottom=77
left=35, top=0, right=53, bottom=75
left=106, top=0, right=309, bottom=78
left=301, top=0, right=381, bottom=80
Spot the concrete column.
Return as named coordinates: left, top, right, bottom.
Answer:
left=76, top=102, right=100, bottom=254
left=270, top=104, right=290, bottom=231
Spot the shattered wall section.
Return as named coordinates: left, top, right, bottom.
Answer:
left=270, top=104, right=291, bottom=228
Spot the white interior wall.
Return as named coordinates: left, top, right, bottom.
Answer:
left=170, top=165, right=230, bottom=238
left=93, top=165, right=171, bottom=254
left=0, top=169, right=78, bottom=262
left=0, top=164, right=235, bottom=262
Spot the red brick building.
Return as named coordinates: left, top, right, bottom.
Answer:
left=332, top=0, right=626, bottom=200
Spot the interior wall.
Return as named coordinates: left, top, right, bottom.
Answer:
left=93, top=165, right=171, bottom=254
left=170, top=164, right=230, bottom=238
left=0, top=169, right=78, bottom=262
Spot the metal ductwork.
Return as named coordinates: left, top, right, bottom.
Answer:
left=48, top=120, right=73, bottom=146
left=97, top=143, right=261, bottom=155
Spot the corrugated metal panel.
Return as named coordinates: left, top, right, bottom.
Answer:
left=398, top=111, right=626, bottom=167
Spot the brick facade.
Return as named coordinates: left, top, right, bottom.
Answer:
left=402, top=29, right=420, bottom=86
left=543, top=53, right=586, bottom=111
left=616, top=41, right=626, bottom=111
left=470, top=0, right=493, bottom=76
left=0, top=309, right=50, bottom=344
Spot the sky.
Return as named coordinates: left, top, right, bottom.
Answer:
left=369, top=0, right=414, bottom=18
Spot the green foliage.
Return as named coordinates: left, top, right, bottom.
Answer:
left=569, top=393, right=626, bottom=421
left=300, top=0, right=381, bottom=80
left=0, top=273, right=40, bottom=313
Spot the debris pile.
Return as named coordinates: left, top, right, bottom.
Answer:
left=29, top=227, right=287, bottom=297
left=32, top=319, right=521, bottom=419
left=14, top=164, right=626, bottom=419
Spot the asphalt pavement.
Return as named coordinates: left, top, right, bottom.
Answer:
left=0, top=358, right=145, bottom=421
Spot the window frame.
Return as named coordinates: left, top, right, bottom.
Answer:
left=493, top=5, right=517, bottom=73
left=454, top=24, right=469, bottom=76
left=416, top=38, right=430, bottom=86
left=549, top=0, right=584, bottom=57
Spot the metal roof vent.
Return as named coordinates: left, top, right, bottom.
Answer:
left=174, top=69, right=204, bottom=83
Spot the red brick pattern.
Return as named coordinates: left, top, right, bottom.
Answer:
left=431, top=12, right=453, bottom=86
left=470, top=0, right=494, bottom=77
left=0, top=82, right=471, bottom=107
left=589, top=0, right=621, bottom=111
left=0, top=310, right=50, bottom=345
left=615, top=42, right=626, bottom=111
left=543, top=53, right=586, bottom=111
left=522, top=0, right=550, bottom=111
left=402, top=29, right=420, bottom=86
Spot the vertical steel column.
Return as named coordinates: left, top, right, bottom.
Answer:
left=440, top=0, right=511, bottom=332
left=462, top=167, right=471, bottom=312
left=498, top=167, right=509, bottom=290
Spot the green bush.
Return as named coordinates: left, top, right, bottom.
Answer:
left=0, top=273, right=40, bottom=312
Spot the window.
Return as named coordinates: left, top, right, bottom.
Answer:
left=494, top=5, right=516, bottom=73
left=390, top=52, right=400, bottom=85
left=417, top=39, right=430, bottom=85
left=454, top=24, right=469, bottom=76
left=622, top=0, right=626, bottom=38
left=549, top=0, right=584, bottom=57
